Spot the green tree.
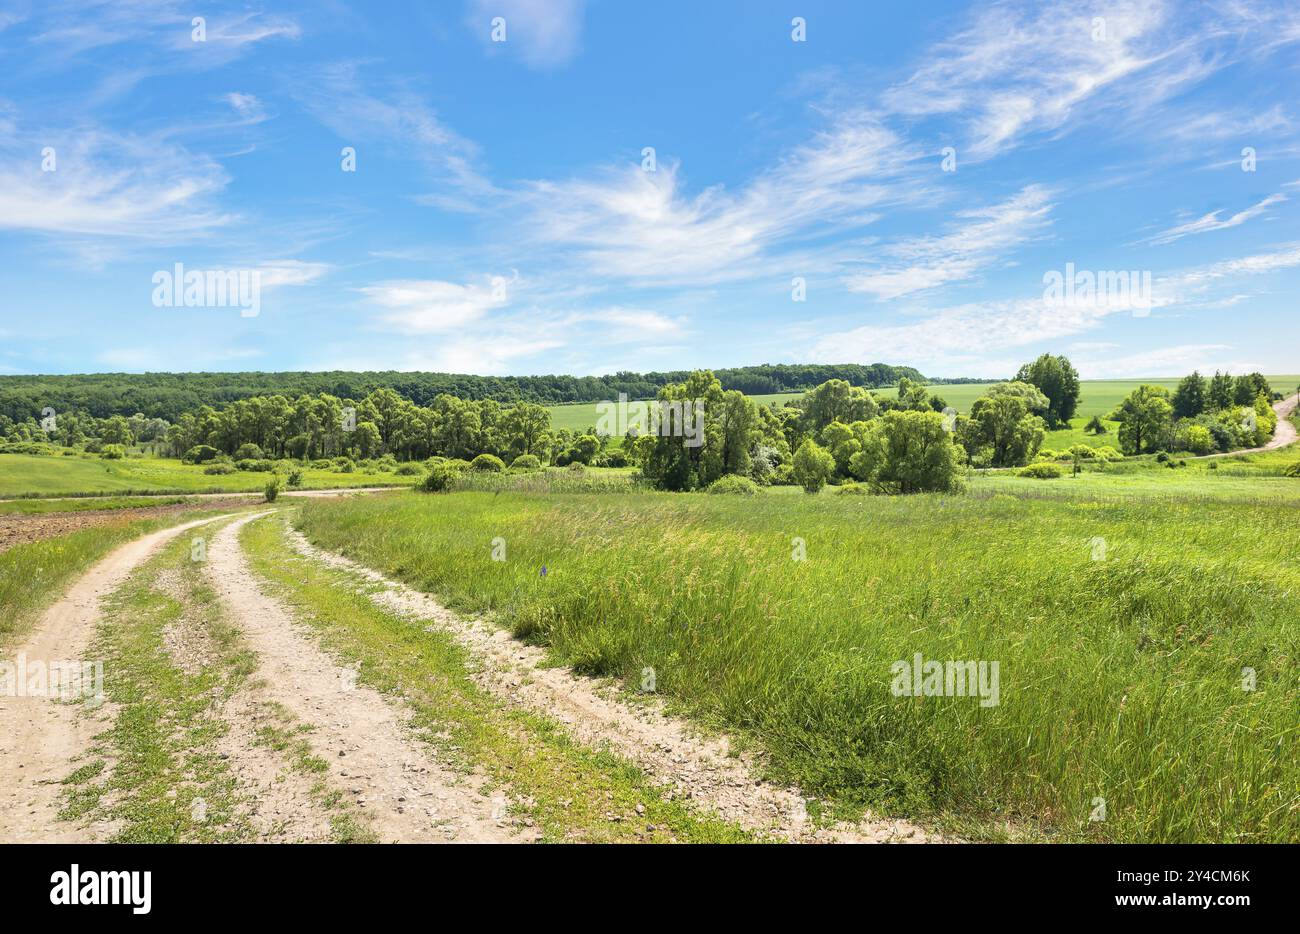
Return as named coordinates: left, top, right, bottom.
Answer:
left=1114, top=385, right=1173, bottom=455
left=873, top=410, right=963, bottom=493
left=791, top=439, right=834, bottom=493
left=956, top=382, right=1048, bottom=467
left=1014, top=354, right=1080, bottom=428
left=1172, top=371, right=1207, bottom=419
left=1207, top=371, right=1235, bottom=410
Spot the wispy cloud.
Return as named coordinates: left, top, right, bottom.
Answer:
left=360, top=277, right=510, bottom=333
left=467, top=0, right=587, bottom=68
left=843, top=186, right=1053, bottom=300
left=1145, top=193, right=1286, bottom=245
left=293, top=62, right=500, bottom=211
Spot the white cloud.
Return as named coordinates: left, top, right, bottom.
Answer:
left=1145, top=193, right=1287, bottom=245
left=844, top=186, right=1053, bottom=300
left=0, top=128, right=233, bottom=240
left=517, top=112, right=910, bottom=286
left=256, top=260, right=330, bottom=290
left=467, top=0, right=586, bottom=68
left=360, top=277, right=509, bottom=333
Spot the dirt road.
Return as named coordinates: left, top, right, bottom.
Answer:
left=0, top=514, right=239, bottom=842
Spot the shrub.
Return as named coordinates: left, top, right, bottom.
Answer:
left=1155, top=451, right=1170, bottom=463
left=1019, top=462, right=1063, bottom=479
left=183, top=444, right=220, bottom=464
left=1283, top=461, right=1300, bottom=478
left=470, top=453, right=506, bottom=472
left=100, top=444, right=125, bottom=460
left=705, top=475, right=759, bottom=495
left=1094, top=446, right=1123, bottom=462
left=602, top=449, right=630, bottom=468
left=203, top=463, right=236, bottom=475
left=510, top=454, right=542, bottom=471
left=236, top=458, right=275, bottom=472
left=264, top=475, right=283, bottom=502
left=445, top=459, right=472, bottom=472
left=234, top=443, right=264, bottom=460
left=333, top=458, right=356, bottom=473
left=395, top=462, right=423, bottom=476
left=566, top=461, right=586, bottom=473
left=287, top=467, right=304, bottom=487
left=419, top=463, right=457, bottom=492
left=792, top=439, right=834, bottom=493
left=836, top=482, right=870, bottom=495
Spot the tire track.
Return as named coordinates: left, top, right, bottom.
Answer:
left=0, top=514, right=241, bottom=843
left=204, top=513, right=524, bottom=843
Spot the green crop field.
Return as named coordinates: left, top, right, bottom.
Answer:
left=0, top=453, right=412, bottom=499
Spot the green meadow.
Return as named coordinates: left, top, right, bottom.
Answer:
left=294, top=454, right=1300, bottom=842
left=0, top=452, right=412, bottom=499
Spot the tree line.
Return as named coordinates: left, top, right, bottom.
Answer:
left=0, top=363, right=929, bottom=423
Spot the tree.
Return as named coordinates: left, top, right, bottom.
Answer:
left=1207, top=371, right=1235, bottom=411
left=1015, top=354, right=1080, bottom=428
left=1114, top=385, right=1173, bottom=455
left=1233, top=372, right=1270, bottom=407
left=956, top=382, right=1048, bottom=467
left=791, top=439, right=834, bottom=493
left=1084, top=415, right=1106, bottom=435
left=1171, top=371, right=1207, bottom=419
left=797, top=379, right=879, bottom=434
left=872, top=410, right=963, bottom=493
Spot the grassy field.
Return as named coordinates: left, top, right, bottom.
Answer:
left=0, top=453, right=412, bottom=499
left=546, top=376, right=1300, bottom=452
left=294, top=474, right=1299, bottom=842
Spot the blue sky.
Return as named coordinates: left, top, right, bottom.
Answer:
left=2, top=0, right=1299, bottom=379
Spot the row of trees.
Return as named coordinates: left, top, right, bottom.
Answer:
left=1110, top=371, right=1277, bottom=455
left=0, top=363, right=929, bottom=423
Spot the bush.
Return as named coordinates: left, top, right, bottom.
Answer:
left=470, top=453, right=506, bottom=472
left=836, top=482, right=870, bottom=495
left=1155, top=451, right=1170, bottom=463
left=203, top=463, right=236, bottom=475
left=566, top=461, right=586, bottom=473
left=602, top=449, right=630, bottom=468
left=445, top=459, right=472, bottom=472
left=264, top=475, right=283, bottom=502
left=1018, top=462, right=1063, bottom=479
left=1094, top=446, right=1123, bottom=462
left=333, top=458, right=356, bottom=474
left=394, top=463, right=423, bottom=476
left=100, top=444, right=125, bottom=460
left=236, top=458, right=275, bottom=472
left=792, top=439, right=834, bottom=493
left=287, top=467, right=304, bottom=487
left=183, top=444, right=220, bottom=464
left=234, top=443, right=264, bottom=460
left=705, top=475, right=759, bottom=495
left=1283, top=461, right=1300, bottom=478
left=510, top=454, right=542, bottom=471
left=419, top=463, right=457, bottom=492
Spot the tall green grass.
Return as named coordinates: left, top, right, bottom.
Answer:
left=296, top=488, right=1299, bottom=842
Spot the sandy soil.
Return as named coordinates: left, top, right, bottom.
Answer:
left=203, top=513, right=525, bottom=844
left=0, top=514, right=240, bottom=843
left=0, top=497, right=257, bottom=555
left=287, top=526, right=942, bottom=843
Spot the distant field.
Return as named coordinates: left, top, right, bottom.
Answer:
left=0, top=453, right=411, bottom=499
left=547, top=376, right=1300, bottom=451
